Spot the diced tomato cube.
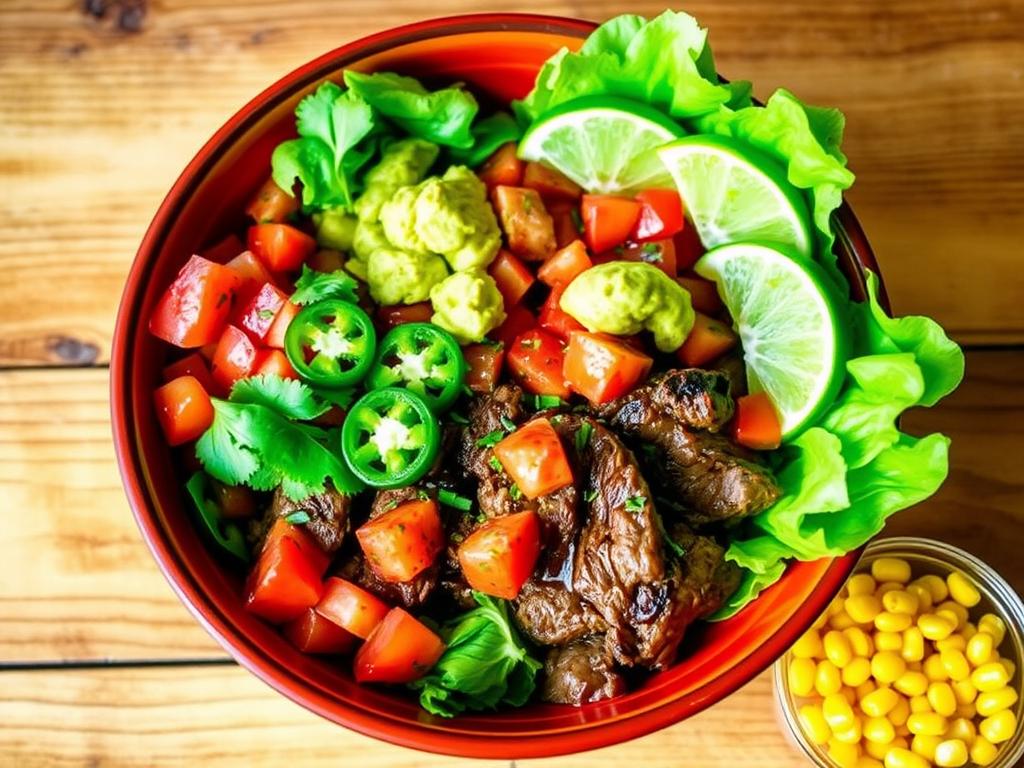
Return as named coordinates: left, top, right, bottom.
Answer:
left=580, top=195, right=642, bottom=254
left=538, top=284, right=586, bottom=341
left=616, top=239, right=677, bottom=277
left=549, top=203, right=582, bottom=249
left=162, top=352, right=215, bottom=395
left=493, top=418, right=573, bottom=499
left=153, top=375, right=214, bottom=446
left=488, top=249, right=536, bottom=308
left=265, top=300, right=298, bottom=350
left=149, top=255, right=244, bottom=348
left=354, top=608, right=446, bottom=684
left=537, top=240, right=592, bottom=288
left=246, top=178, right=300, bottom=224
left=283, top=608, right=358, bottom=655
left=210, top=325, right=267, bottom=393
left=247, top=223, right=316, bottom=273
left=355, top=499, right=444, bottom=583
left=244, top=535, right=324, bottom=624
left=563, top=331, right=653, bottom=405
left=676, top=312, right=738, bottom=367
left=733, top=392, right=782, bottom=450
left=256, top=349, right=298, bottom=380
left=522, top=161, right=582, bottom=202
left=477, top=142, right=523, bottom=189
left=674, top=221, right=706, bottom=271
left=632, top=189, right=685, bottom=242
left=489, top=303, right=536, bottom=349
left=202, top=233, right=245, bottom=264
left=235, top=282, right=288, bottom=343
left=376, top=302, right=434, bottom=330
left=676, top=274, right=724, bottom=315
left=261, top=517, right=330, bottom=577
left=463, top=343, right=505, bottom=394
left=315, top=577, right=391, bottom=640
left=225, top=250, right=277, bottom=286
left=506, top=329, right=570, bottom=399
left=307, top=249, right=345, bottom=273
left=493, top=186, right=556, bottom=261
left=458, top=511, right=541, bottom=599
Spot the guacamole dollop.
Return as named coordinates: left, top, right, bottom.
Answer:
left=354, top=138, right=439, bottom=222
left=429, top=270, right=506, bottom=344
left=560, top=262, right=695, bottom=352
left=367, top=248, right=449, bottom=306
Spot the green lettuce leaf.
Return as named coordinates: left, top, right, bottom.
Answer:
left=448, top=112, right=522, bottom=167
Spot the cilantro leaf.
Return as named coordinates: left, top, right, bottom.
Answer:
left=574, top=422, right=593, bottom=453
left=448, top=112, right=523, bottom=167
left=291, top=264, right=360, bottom=306
left=230, top=374, right=330, bottom=421
left=624, top=495, right=647, bottom=514
left=476, top=430, right=504, bottom=448
left=284, top=510, right=311, bottom=525
left=438, top=489, right=473, bottom=511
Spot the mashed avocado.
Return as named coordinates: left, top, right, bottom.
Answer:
left=347, top=220, right=391, bottom=281
left=354, top=138, right=439, bottom=222
left=313, top=208, right=357, bottom=251
left=429, top=270, right=506, bottom=343
left=380, top=165, right=501, bottom=272
left=367, top=248, right=449, bottom=306
left=560, top=262, right=695, bottom=352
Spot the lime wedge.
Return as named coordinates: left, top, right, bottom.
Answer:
left=658, top=136, right=813, bottom=258
left=519, top=95, right=684, bottom=193
left=694, top=242, right=846, bottom=438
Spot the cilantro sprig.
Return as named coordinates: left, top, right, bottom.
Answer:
left=291, top=265, right=360, bottom=306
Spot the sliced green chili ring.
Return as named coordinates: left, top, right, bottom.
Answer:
left=185, top=472, right=249, bottom=562
left=365, top=322, right=468, bottom=412
left=340, top=387, right=441, bottom=488
left=284, top=298, right=377, bottom=387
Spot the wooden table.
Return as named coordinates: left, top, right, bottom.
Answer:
left=1, top=2, right=1021, bottom=765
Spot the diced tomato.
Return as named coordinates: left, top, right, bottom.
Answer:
left=632, top=189, right=684, bottom=242
left=354, top=607, right=446, bottom=684
left=538, top=285, right=586, bottom=340
left=676, top=312, right=738, bottom=367
left=283, top=607, right=358, bottom=655
left=307, top=249, right=345, bottom=273
left=225, top=250, right=277, bottom=287
left=149, top=255, right=244, bottom=348
left=488, top=249, right=535, bottom=307
left=376, top=301, right=434, bottom=330
left=674, top=221, right=706, bottom=271
left=676, top=274, right=724, bottom=315
left=563, top=331, right=653, bottom=405
left=489, top=303, right=536, bottom=349
left=355, top=499, right=444, bottom=583
left=537, top=240, right=592, bottom=288
left=458, top=511, right=541, bottom=599
left=315, top=577, right=391, bottom=640
left=202, top=233, right=245, bottom=264
left=235, top=282, right=288, bottom=343
left=209, top=479, right=257, bottom=519
left=199, top=342, right=218, bottom=362
left=210, top=325, right=267, bottom=393
left=522, top=161, right=582, bottom=202
left=506, top=329, right=570, bottom=399
left=494, top=418, right=574, bottom=499
left=262, top=517, right=331, bottom=577
left=617, top=238, right=677, bottom=278
left=463, top=343, right=505, bottom=394
left=244, top=535, right=324, bottom=624
left=247, top=223, right=316, bottom=273
left=477, top=142, right=523, bottom=189
left=256, top=349, right=298, bottom=380
left=162, top=352, right=215, bottom=394
left=246, top=177, right=299, bottom=224
left=549, top=203, right=582, bottom=249
left=733, top=392, right=782, bottom=450
left=153, top=375, right=214, bottom=446
left=492, top=186, right=556, bottom=261
left=581, top=195, right=642, bottom=254
left=265, top=300, right=298, bottom=349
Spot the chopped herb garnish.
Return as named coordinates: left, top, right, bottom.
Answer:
left=488, top=456, right=504, bottom=473
left=475, top=512, right=488, bottom=524
left=438, top=489, right=473, bottom=511
left=528, top=394, right=566, bottom=410
left=476, top=430, right=505, bottom=448
left=550, top=414, right=564, bottom=425
left=499, top=415, right=517, bottom=432
left=509, top=484, right=523, bottom=501
left=451, top=532, right=465, bottom=544
left=284, top=510, right=311, bottom=525
left=583, top=488, right=598, bottom=503
left=574, top=422, right=593, bottom=453
left=449, top=411, right=469, bottom=425
left=624, top=495, right=647, bottom=514
left=480, top=337, right=502, bottom=348
left=257, top=308, right=277, bottom=320
left=416, top=489, right=430, bottom=501
left=640, top=243, right=662, bottom=263
left=655, top=510, right=686, bottom=559
left=462, top=384, right=475, bottom=398
left=570, top=207, right=584, bottom=234
left=519, top=336, right=540, bottom=350
left=381, top=498, right=401, bottom=513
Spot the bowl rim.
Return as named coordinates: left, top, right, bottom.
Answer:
left=111, top=12, right=876, bottom=758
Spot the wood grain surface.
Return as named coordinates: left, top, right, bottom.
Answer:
left=1, top=1, right=1022, bottom=765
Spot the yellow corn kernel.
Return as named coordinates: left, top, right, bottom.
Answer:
left=828, top=738, right=862, bottom=768
left=906, top=661, right=923, bottom=673
left=792, top=629, right=824, bottom=659
left=856, top=757, right=885, bottom=768
left=910, top=733, right=942, bottom=761
left=894, top=671, right=929, bottom=698
left=857, top=680, right=878, bottom=700
left=860, top=686, right=900, bottom=717
left=891, top=735, right=910, bottom=751
left=816, top=659, right=844, bottom=696
left=901, top=627, right=925, bottom=663
left=923, top=653, right=950, bottom=682
left=940, top=649, right=971, bottom=682
left=877, top=582, right=906, bottom=601
left=961, top=621, right=977, bottom=641
left=918, top=614, right=955, bottom=642
left=946, top=571, right=981, bottom=608
left=863, top=714, right=895, bottom=744
left=883, top=747, right=929, bottom=768
left=950, top=678, right=977, bottom=706
left=926, top=682, right=957, bottom=717
left=829, top=594, right=847, bottom=616
left=830, top=610, right=859, bottom=631
left=913, top=574, right=949, bottom=602
left=799, top=703, right=832, bottom=744
left=935, top=634, right=967, bottom=654
left=834, top=716, right=864, bottom=745
left=969, top=735, right=999, bottom=766
left=999, top=657, right=1015, bottom=680
left=977, top=613, right=1006, bottom=647
left=896, top=723, right=912, bottom=738
left=979, top=709, right=1017, bottom=744
left=872, top=652, right=908, bottom=685
left=875, top=612, right=913, bottom=633
left=954, top=703, right=976, bottom=720
left=846, top=594, right=883, bottom=625
left=937, top=601, right=968, bottom=630
left=883, top=590, right=920, bottom=616
left=872, top=558, right=912, bottom=584
left=907, top=583, right=933, bottom=612
left=909, top=695, right=931, bottom=714
left=945, top=717, right=976, bottom=746
left=976, top=685, right=1018, bottom=717
left=888, top=695, right=911, bottom=728
left=875, top=631, right=904, bottom=653
left=971, top=661, right=1010, bottom=692
left=788, top=656, right=817, bottom=697
left=865, top=737, right=892, bottom=760
left=842, top=685, right=859, bottom=706
left=844, top=627, right=874, bottom=658
left=907, top=711, right=949, bottom=736
left=965, top=632, right=995, bottom=667
left=825, top=630, right=855, bottom=668
left=824, top=692, right=857, bottom=730
left=843, top=657, right=873, bottom=688
left=933, top=738, right=969, bottom=767
left=848, top=573, right=878, bottom=596
left=812, top=613, right=829, bottom=631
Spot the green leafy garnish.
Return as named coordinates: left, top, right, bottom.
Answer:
left=290, top=265, right=360, bottom=306
left=488, top=456, right=504, bottom=473
left=409, top=593, right=542, bottom=717
left=230, top=375, right=330, bottom=421
left=527, top=394, right=566, bottom=410
left=283, top=511, right=311, bottom=525
left=509, top=484, right=523, bottom=501
left=449, top=411, right=469, bottom=425
left=624, top=495, right=646, bottom=514
left=574, top=422, right=593, bottom=453
left=448, top=112, right=522, bottom=167
left=583, top=488, right=598, bottom=503
left=184, top=472, right=249, bottom=562
left=476, top=430, right=505, bottom=448
left=438, top=489, right=473, bottom=512
left=499, top=415, right=517, bottom=432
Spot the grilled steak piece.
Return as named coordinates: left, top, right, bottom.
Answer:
left=256, top=485, right=351, bottom=554
left=600, top=368, right=780, bottom=524
left=668, top=524, right=744, bottom=622
left=515, top=579, right=607, bottom=647
left=542, top=635, right=626, bottom=705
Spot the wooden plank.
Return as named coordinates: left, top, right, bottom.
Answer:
left=0, top=664, right=800, bottom=767
left=1, top=349, right=1020, bottom=664
left=1, top=0, right=1022, bottom=366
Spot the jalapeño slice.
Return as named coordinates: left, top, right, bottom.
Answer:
left=341, top=387, right=440, bottom=488
left=284, top=299, right=376, bottom=387
left=366, top=323, right=468, bottom=412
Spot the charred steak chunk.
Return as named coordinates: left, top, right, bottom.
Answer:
left=542, top=635, right=626, bottom=705
left=255, top=485, right=351, bottom=554
left=515, top=579, right=607, bottom=647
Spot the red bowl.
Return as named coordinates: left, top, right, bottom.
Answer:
left=111, top=13, right=880, bottom=759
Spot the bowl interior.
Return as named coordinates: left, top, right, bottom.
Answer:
left=113, top=15, right=869, bottom=758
